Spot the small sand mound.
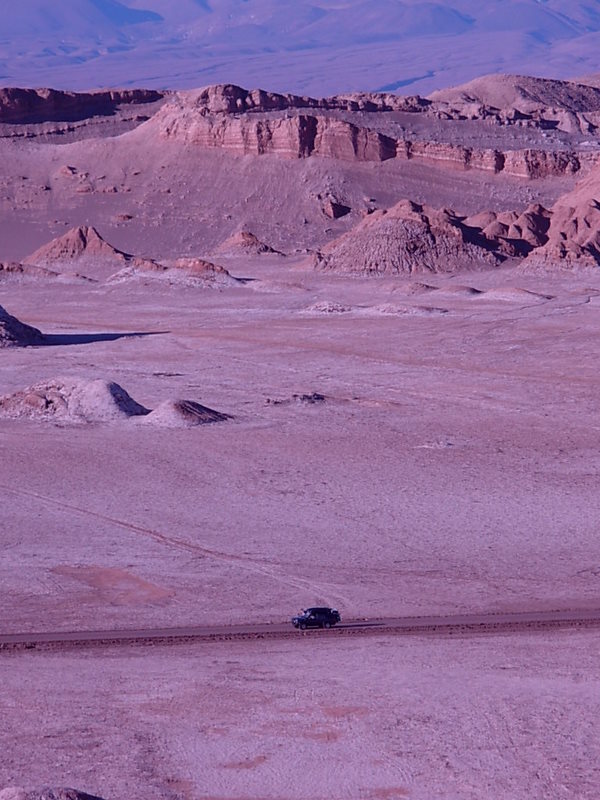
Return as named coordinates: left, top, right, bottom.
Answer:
left=25, top=226, right=129, bottom=267
left=478, top=287, right=553, bottom=303
left=216, top=230, right=283, bottom=256
left=305, top=301, right=352, bottom=313
left=435, top=285, right=484, bottom=297
left=392, top=281, right=438, bottom=295
left=144, top=399, right=231, bottom=427
left=0, top=378, right=150, bottom=423
left=0, top=305, right=44, bottom=348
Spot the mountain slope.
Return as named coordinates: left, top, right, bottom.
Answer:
left=2, top=1, right=600, bottom=95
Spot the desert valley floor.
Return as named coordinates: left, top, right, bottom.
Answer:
left=2, top=77, right=600, bottom=799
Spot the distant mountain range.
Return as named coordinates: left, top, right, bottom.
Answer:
left=2, top=1, right=600, bottom=94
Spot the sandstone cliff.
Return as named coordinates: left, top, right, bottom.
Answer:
left=0, top=88, right=164, bottom=124
left=153, top=84, right=590, bottom=177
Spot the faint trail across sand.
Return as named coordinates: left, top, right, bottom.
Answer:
left=0, top=483, right=350, bottom=605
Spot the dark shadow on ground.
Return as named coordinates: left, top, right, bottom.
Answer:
left=40, top=331, right=169, bottom=346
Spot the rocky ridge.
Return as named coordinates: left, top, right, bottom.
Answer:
left=0, top=87, right=165, bottom=125
left=151, top=83, right=597, bottom=178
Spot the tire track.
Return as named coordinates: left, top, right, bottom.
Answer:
left=0, top=483, right=351, bottom=606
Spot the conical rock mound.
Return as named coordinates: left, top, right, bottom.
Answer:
left=0, top=305, right=44, bottom=347
left=216, top=231, right=283, bottom=256
left=315, top=200, right=499, bottom=275
left=144, top=399, right=231, bottom=428
left=0, top=378, right=149, bottom=423
left=25, top=226, right=130, bottom=267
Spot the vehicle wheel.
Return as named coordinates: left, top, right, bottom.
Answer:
left=324, top=622, right=331, bottom=628
left=300, top=623, right=307, bottom=630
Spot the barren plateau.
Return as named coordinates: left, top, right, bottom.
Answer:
left=2, top=74, right=600, bottom=799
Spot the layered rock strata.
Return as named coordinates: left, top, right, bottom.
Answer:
left=155, top=85, right=590, bottom=177
left=0, top=88, right=164, bottom=124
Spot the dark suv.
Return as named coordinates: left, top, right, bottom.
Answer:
left=291, top=607, right=341, bottom=630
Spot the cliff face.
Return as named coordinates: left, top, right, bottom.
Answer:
left=153, top=84, right=591, bottom=177
left=157, top=110, right=397, bottom=162
left=0, top=87, right=165, bottom=124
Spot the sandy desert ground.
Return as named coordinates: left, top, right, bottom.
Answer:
left=2, top=76, right=600, bottom=799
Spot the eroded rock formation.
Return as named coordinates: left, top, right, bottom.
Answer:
left=0, top=304, right=44, bottom=347
left=0, top=88, right=164, bottom=124
left=153, top=84, right=590, bottom=176
left=314, top=200, right=500, bottom=275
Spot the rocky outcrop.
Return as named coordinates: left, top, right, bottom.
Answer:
left=429, top=74, right=600, bottom=117
left=314, top=200, right=500, bottom=275
left=314, top=197, right=561, bottom=276
left=523, top=163, right=600, bottom=267
left=0, top=88, right=164, bottom=124
left=170, top=84, right=430, bottom=116
left=465, top=204, right=552, bottom=256
left=158, top=109, right=397, bottom=162
left=0, top=305, right=44, bottom=347
left=154, top=85, right=586, bottom=176
left=397, top=140, right=582, bottom=178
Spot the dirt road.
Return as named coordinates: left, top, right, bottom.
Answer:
left=2, top=608, right=600, bottom=651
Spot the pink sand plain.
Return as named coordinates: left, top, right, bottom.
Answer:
left=2, top=260, right=600, bottom=635
left=2, top=99, right=600, bottom=799
left=2, top=630, right=600, bottom=799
